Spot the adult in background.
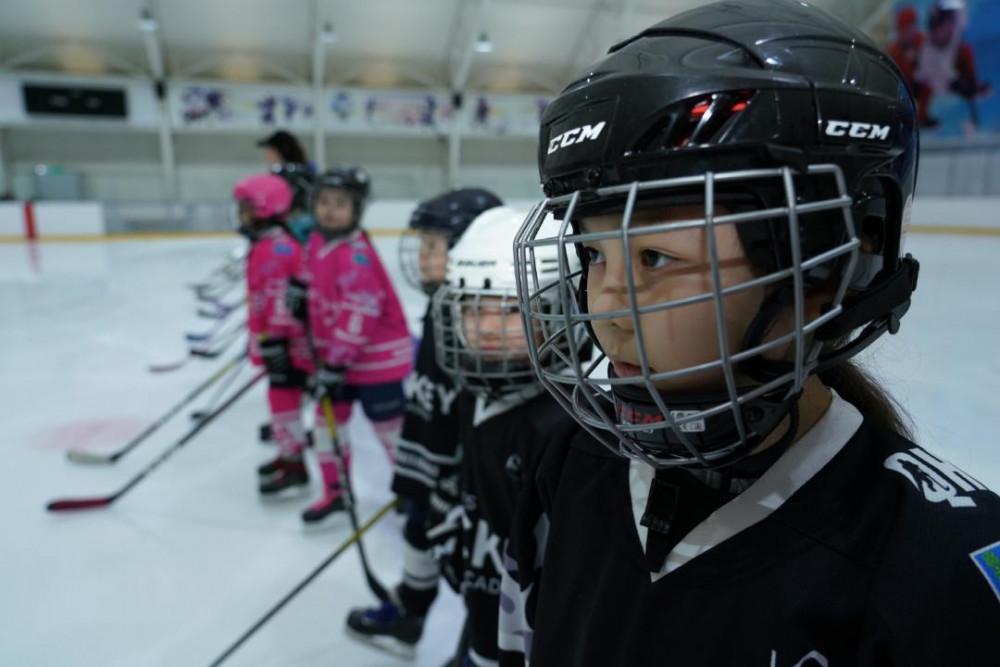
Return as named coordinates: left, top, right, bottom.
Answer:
left=258, top=130, right=317, bottom=242
left=257, top=130, right=311, bottom=171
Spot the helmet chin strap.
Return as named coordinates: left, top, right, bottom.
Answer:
left=607, top=366, right=800, bottom=469
left=604, top=283, right=804, bottom=469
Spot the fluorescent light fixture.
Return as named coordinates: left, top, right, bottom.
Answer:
left=474, top=32, right=493, bottom=53
left=320, top=22, right=337, bottom=44
left=137, top=8, right=159, bottom=32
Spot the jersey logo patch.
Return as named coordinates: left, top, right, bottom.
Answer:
left=353, top=252, right=370, bottom=265
left=884, top=447, right=987, bottom=508
left=273, top=243, right=292, bottom=255
left=970, top=540, right=1000, bottom=605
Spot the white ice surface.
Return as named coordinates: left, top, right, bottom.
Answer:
left=0, top=237, right=459, bottom=667
left=1, top=233, right=998, bottom=666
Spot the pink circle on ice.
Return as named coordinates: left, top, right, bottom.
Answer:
left=31, top=418, right=150, bottom=451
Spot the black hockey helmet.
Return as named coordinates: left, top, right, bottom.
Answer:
left=409, top=188, right=504, bottom=245
left=311, top=165, right=372, bottom=236
left=399, top=187, right=504, bottom=294
left=270, top=162, right=315, bottom=213
left=514, top=0, right=921, bottom=468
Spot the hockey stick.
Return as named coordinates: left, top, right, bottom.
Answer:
left=186, top=317, right=246, bottom=345
left=195, top=278, right=240, bottom=304
left=189, top=248, right=247, bottom=293
left=68, top=353, right=248, bottom=465
left=190, top=356, right=246, bottom=421
left=197, top=305, right=233, bottom=320
left=206, top=496, right=398, bottom=667
left=47, top=371, right=265, bottom=512
left=148, top=328, right=243, bottom=373
left=303, top=323, right=393, bottom=605
left=185, top=318, right=227, bottom=343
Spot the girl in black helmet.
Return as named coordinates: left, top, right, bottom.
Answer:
left=501, top=1, right=1000, bottom=665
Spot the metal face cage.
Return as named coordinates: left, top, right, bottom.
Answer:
left=431, top=286, right=540, bottom=399
left=399, top=229, right=450, bottom=294
left=514, top=165, right=860, bottom=469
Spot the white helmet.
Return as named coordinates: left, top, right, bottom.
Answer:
left=432, top=206, right=584, bottom=398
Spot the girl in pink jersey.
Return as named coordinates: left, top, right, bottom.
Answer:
left=290, top=166, right=413, bottom=524
left=232, top=174, right=315, bottom=499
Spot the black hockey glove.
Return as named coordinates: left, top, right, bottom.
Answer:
left=285, top=276, right=309, bottom=322
left=260, top=338, right=306, bottom=388
left=315, top=363, right=347, bottom=401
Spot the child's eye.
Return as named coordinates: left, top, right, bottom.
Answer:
left=584, top=246, right=605, bottom=265
left=640, top=249, right=674, bottom=269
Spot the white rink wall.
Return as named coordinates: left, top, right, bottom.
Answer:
left=1, top=196, right=998, bottom=241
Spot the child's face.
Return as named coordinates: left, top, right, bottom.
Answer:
left=461, top=296, right=529, bottom=361
left=236, top=199, right=257, bottom=234
left=580, top=205, right=765, bottom=392
left=419, top=232, right=449, bottom=285
left=315, top=189, right=355, bottom=231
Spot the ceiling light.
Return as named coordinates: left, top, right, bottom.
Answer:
left=320, top=23, right=337, bottom=44
left=137, top=8, right=159, bottom=32
left=474, top=32, right=494, bottom=53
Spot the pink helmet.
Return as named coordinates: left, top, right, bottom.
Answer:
left=232, top=173, right=294, bottom=220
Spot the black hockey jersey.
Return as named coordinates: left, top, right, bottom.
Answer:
left=392, top=302, right=461, bottom=505
left=499, top=395, right=1000, bottom=666
left=433, top=389, right=577, bottom=667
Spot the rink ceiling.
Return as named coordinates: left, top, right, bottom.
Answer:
left=0, top=0, right=891, bottom=90
left=1, top=230, right=999, bottom=665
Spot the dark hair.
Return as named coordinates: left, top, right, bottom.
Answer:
left=818, top=353, right=913, bottom=440
left=257, top=131, right=307, bottom=165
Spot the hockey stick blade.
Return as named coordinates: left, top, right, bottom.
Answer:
left=47, top=372, right=263, bottom=513
left=197, top=307, right=227, bottom=320
left=148, top=357, right=190, bottom=373
left=149, top=339, right=232, bottom=373
left=66, top=449, right=117, bottom=465
left=74, top=353, right=247, bottom=465
left=189, top=348, right=223, bottom=359
left=47, top=496, right=114, bottom=512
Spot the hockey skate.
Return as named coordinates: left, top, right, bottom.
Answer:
left=345, top=598, right=425, bottom=660
left=257, top=455, right=284, bottom=477
left=301, top=487, right=346, bottom=526
left=258, top=458, right=309, bottom=498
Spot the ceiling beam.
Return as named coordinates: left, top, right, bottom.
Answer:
left=449, top=0, right=492, bottom=91
left=138, top=4, right=166, bottom=79
left=0, top=45, right=56, bottom=71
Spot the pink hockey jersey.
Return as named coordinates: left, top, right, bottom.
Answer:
left=303, top=230, right=413, bottom=385
left=245, top=227, right=311, bottom=369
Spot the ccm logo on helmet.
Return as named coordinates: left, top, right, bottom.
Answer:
left=825, top=120, right=891, bottom=141
left=547, top=121, right=607, bottom=155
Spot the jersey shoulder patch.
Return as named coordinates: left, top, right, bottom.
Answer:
left=971, top=540, right=1000, bottom=604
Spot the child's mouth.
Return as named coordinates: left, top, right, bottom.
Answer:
left=612, top=359, right=644, bottom=378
